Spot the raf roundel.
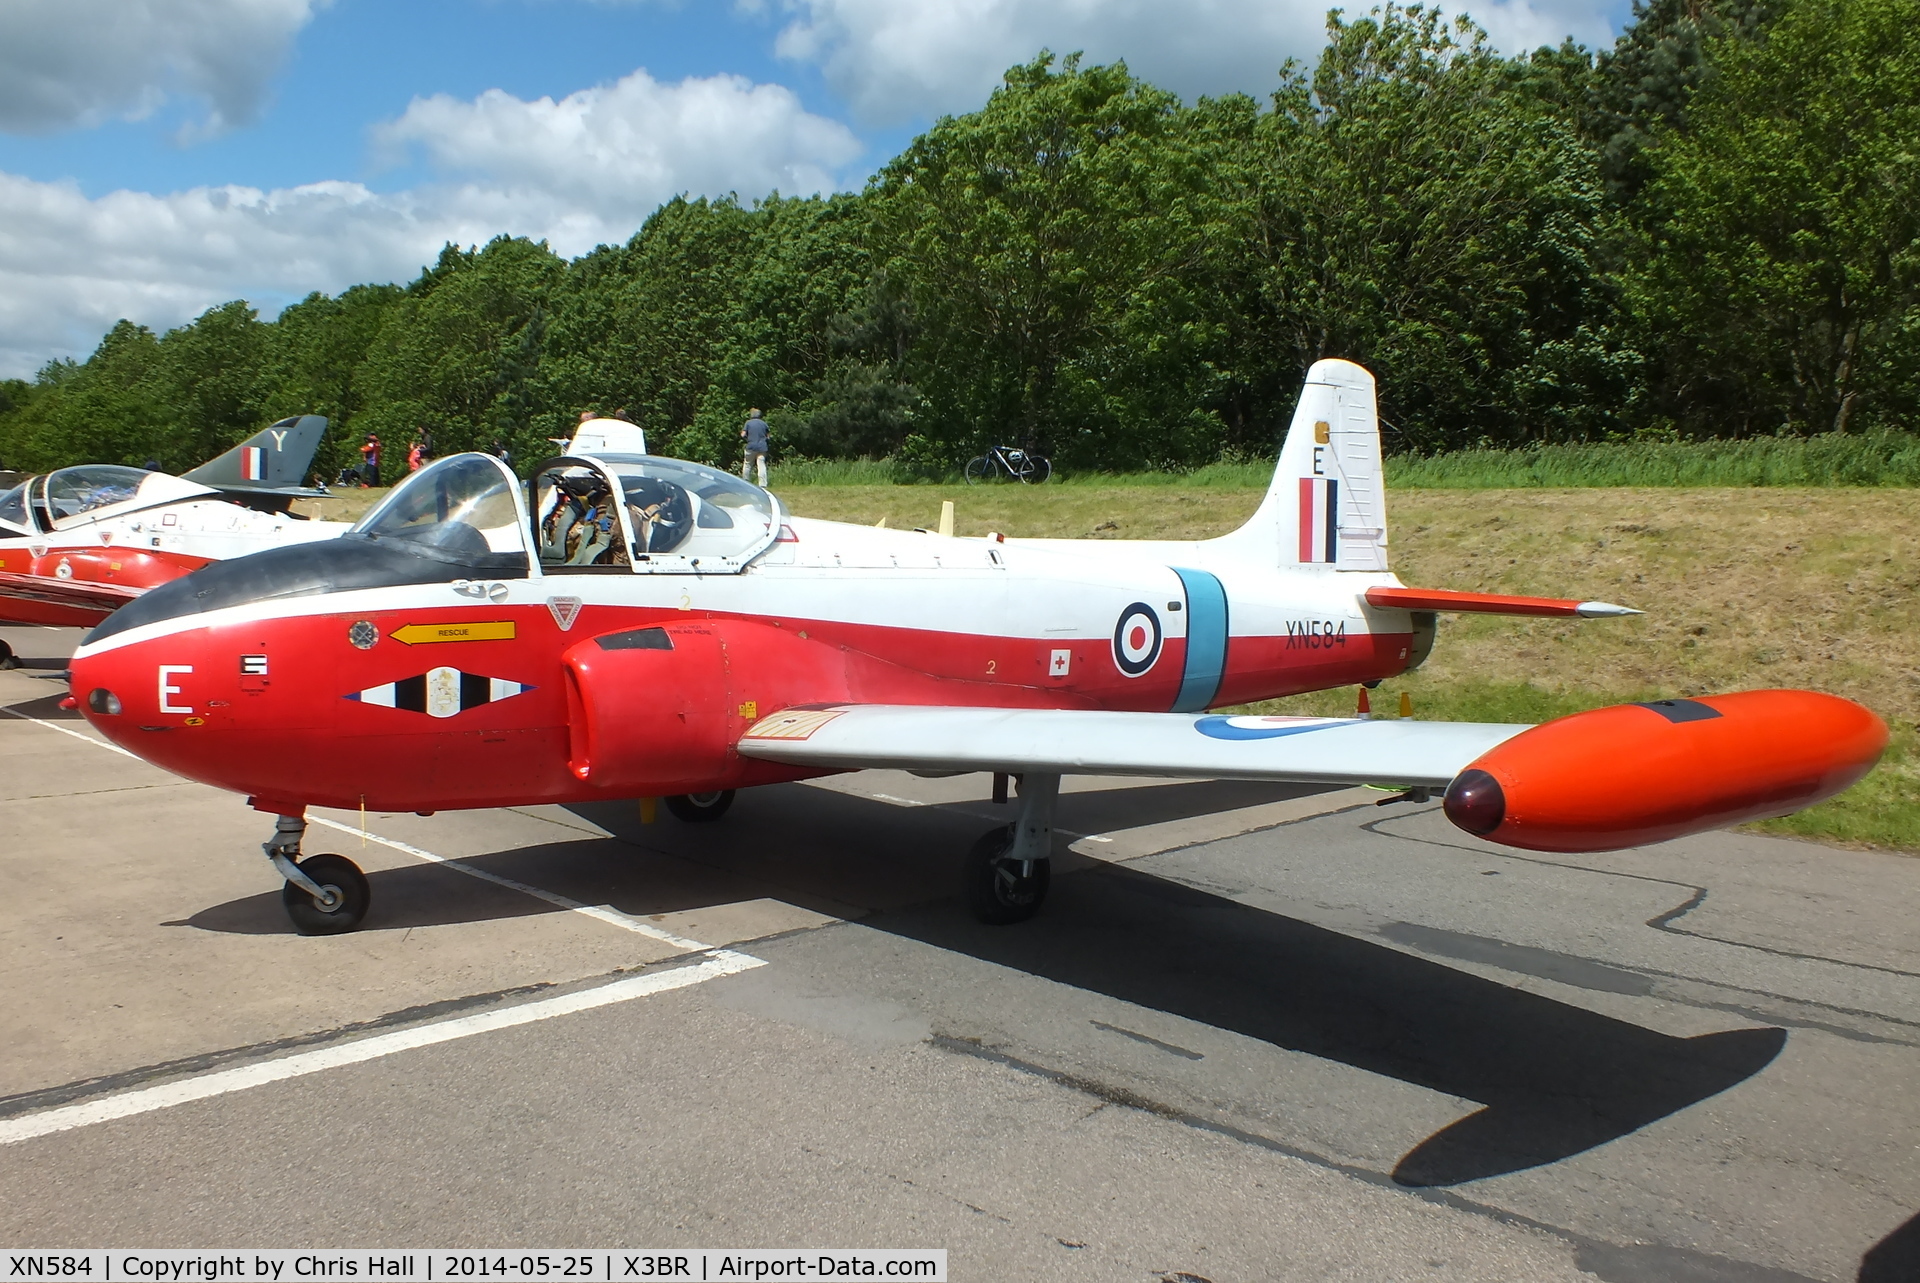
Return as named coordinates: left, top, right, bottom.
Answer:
left=1112, top=602, right=1163, bottom=677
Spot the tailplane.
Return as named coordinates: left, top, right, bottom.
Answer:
left=1220, top=359, right=1388, bottom=571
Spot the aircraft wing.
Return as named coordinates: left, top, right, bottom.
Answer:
left=738, top=705, right=1524, bottom=789
left=0, top=568, right=143, bottom=615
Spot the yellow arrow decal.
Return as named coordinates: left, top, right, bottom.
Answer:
left=390, top=620, right=516, bottom=645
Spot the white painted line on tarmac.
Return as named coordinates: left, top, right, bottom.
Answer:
left=0, top=952, right=763, bottom=1147
left=1, top=707, right=733, bottom=957
left=306, top=815, right=723, bottom=953
left=0, top=706, right=140, bottom=759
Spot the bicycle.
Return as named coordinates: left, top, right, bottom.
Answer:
left=964, top=444, right=1052, bottom=484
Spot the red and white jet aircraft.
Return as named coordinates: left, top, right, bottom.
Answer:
left=66, top=361, right=1887, bottom=934
left=0, top=416, right=343, bottom=661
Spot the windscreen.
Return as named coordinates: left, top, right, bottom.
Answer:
left=0, top=482, right=31, bottom=535
left=353, top=453, right=529, bottom=565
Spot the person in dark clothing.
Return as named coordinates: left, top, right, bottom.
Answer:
left=741, top=408, right=769, bottom=486
left=360, top=434, right=382, bottom=487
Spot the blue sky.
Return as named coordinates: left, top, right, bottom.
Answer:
left=0, top=0, right=1632, bottom=378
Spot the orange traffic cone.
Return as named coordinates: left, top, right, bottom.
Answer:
left=1400, top=691, right=1413, bottom=718
left=1357, top=687, right=1372, bottom=716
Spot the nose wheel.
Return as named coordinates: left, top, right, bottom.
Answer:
left=281, top=854, right=371, bottom=935
left=263, top=813, right=371, bottom=935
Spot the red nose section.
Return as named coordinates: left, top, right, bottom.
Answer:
left=1445, top=690, right=1888, bottom=852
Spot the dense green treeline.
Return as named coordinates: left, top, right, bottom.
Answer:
left=2, top=0, right=1916, bottom=480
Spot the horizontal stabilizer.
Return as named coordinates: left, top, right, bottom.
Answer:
left=1367, top=587, right=1640, bottom=618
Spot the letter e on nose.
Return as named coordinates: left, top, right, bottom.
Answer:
left=159, top=665, right=193, bottom=714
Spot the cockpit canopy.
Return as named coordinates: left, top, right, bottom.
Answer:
left=353, top=450, right=779, bottom=576
left=353, top=453, right=530, bottom=565
left=528, top=454, right=778, bottom=573
left=0, top=465, right=219, bottom=537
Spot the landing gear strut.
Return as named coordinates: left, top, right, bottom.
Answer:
left=967, top=772, right=1058, bottom=924
left=264, top=814, right=370, bottom=935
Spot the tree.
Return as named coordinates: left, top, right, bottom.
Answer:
left=1629, top=0, right=1920, bottom=434
left=356, top=237, right=566, bottom=460
left=1588, top=0, right=1780, bottom=204
left=1241, top=4, right=1635, bottom=449
left=873, top=53, right=1239, bottom=469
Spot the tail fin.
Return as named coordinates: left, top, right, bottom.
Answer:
left=1220, top=359, right=1388, bottom=571
left=183, top=415, right=329, bottom=505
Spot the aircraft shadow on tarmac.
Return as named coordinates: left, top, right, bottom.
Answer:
left=179, top=777, right=1786, bottom=1188
left=1859, top=1209, right=1920, bottom=1282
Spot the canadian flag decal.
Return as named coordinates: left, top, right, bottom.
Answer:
left=1298, top=477, right=1339, bottom=564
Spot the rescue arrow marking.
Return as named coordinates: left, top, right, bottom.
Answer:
left=389, top=620, right=515, bottom=645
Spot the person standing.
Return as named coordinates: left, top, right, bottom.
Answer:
left=741, top=408, right=769, bottom=486
left=407, top=439, right=425, bottom=473
left=360, top=434, right=382, bottom=487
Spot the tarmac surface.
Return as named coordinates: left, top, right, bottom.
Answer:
left=2, top=619, right=1917, bottom=1282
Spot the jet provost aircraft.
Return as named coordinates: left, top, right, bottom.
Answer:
left=0, top=416, right=342, bottom=657
left=66, top=361, right=1888, bottom=935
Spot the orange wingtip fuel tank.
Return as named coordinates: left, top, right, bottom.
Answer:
left=1443, top=690, right=1887, bottom=853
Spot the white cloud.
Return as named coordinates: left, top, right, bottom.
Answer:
left=0, top=70, right=864, bottom=377
left=374, top=68, right=863, bottom=218
left=0, top=0, right=323, bottom=137
left=765, top=0, right=1619, bottom=124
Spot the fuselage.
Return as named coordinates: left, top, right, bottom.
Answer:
left=67, top=455, right=1421, bottom=814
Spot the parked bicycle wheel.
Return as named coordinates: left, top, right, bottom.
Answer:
left=1011, top=452, right=1051, bottom=483
left=964, top=455, right=993, bottom=484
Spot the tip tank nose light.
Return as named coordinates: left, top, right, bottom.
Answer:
left=86, top=688, right=122, bottom=716
left=1445, top=690, right=1887, bottom=853
left=1443, top=768, right=1505, bottom=836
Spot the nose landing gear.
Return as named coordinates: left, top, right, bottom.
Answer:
left=264, top=814, right=370, bottom=935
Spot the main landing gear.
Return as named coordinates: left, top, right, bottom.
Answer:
left=967, top=772, right=1059, bottom=925
left=264, top=814, right=370, bottom=935
left=0, top=638, right=16, bottom=670
left=665, top=790, right=736, bottom=822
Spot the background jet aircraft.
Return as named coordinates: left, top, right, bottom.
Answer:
left=0, top=416, right=345, bottom=660
left=66, top=362, right=1887, bottom=934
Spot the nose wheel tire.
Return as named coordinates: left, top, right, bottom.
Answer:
left=966, top=824, right=1050, bottom=925
left=665, top=790, right=736, bottom=822
left=281, top=853, right=371, bottom=935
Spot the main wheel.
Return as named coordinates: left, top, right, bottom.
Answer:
left=665, top=790, right=736, bottom=822
left=964, top=456, right=992, bottom=485
left=0, top=638, right=15, bottom=670
left=281, top=853, right=371, bottom=935
left=966, top=825, right=1050, bottom=925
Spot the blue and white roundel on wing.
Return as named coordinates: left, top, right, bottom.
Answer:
left=1112, top=602, right=1163, bottom=677
left=1194, top=715, right=1351, bottom=741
